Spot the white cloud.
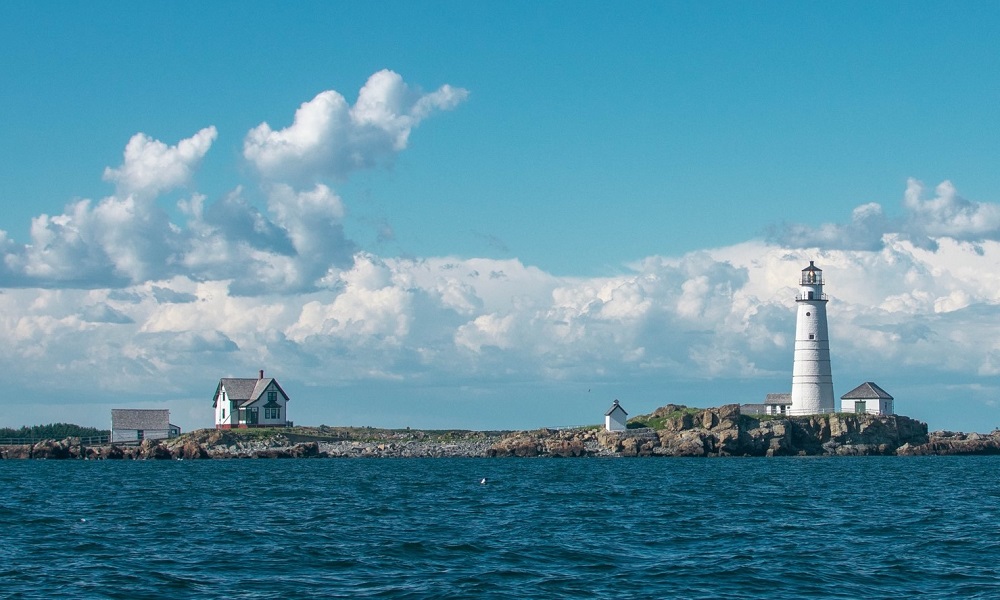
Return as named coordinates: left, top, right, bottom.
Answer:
left=243, top=69, right=468, bottom=183
left=768, top=202, right=888, bottom=251
left=903, top=178, right=1000, bottom=245
left=103, top=127, right=217, bottom=197
left=770, top=179, right=1000, bottom=252
left=0, top=72, right=463, bottom=292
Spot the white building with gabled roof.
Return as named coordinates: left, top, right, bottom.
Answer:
left=841, top=382, right=894, bottom=415
left=213, top=369, right=291, bottom=429
left=605, top=399, right=628, bottom=431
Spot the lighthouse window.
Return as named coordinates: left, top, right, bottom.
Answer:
left=806, top=312, right=811, bottom=316
left=809, top=334, right=815, bottom=340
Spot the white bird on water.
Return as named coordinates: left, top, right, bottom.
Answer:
left=480, top=478, right=488, bottom=485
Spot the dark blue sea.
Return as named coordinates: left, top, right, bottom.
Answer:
left=2, top=456, right=999, bottom=598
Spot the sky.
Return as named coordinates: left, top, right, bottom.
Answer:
left=2, top=1, right=1000, bottom=433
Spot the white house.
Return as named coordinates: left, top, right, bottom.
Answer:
left=213, top=370, right=291, bottom=429
left=212, top=369, right=292, bottom=429
left=605, top=399, right=628, bottom=431
left=841, top=382, right=894, bottom=415
left=111, top=409, right=180, bottom=443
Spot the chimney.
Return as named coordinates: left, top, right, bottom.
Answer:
left=259, top=369, right=264, bottom=380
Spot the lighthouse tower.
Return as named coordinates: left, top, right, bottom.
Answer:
left=790, top=261, right=835, bottom=415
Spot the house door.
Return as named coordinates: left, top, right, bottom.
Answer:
left=855, top=401, right=866, bottom=414
left=247, top=408, right=259, bottom=425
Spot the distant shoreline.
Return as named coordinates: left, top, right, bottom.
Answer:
left=4, top=404, right=1000, bottom=459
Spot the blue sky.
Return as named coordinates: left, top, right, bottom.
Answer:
left=2, top=2, right=1000, bottom=433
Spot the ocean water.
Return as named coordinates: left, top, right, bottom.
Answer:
left=1, top=457, right=999, bottom=599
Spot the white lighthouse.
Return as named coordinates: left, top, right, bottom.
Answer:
left=790, top=261, right=835, bottom=415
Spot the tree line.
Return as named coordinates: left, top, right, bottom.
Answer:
left=0, top=423, right=109, bottom=441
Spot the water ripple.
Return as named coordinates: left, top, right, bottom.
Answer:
left=1, top=457, right=999, bottom=597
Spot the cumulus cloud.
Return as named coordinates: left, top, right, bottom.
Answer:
left=902, top=178, right=1000, bottom=247
left=103, top=127, right=217, bottom=197
left=769, top=179, right=1000, bottom=252
left=243, top=70, right=468, bottom=182
left=6, top=194, right=178, bottom=287
left=0, top=71, right=464, bottom=292
left=768, top=202, right=888, bottom=251
left=2, top=147, right=356, bottom=293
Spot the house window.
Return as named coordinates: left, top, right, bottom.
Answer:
left=265, top=407, right=281, bottom=420
left=222, top=408, right=226, bottom=419
left=137, top=430, right=144, bottom=440
left=268, top=391, right=277, bottom=403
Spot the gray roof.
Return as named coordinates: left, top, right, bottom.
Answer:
left=841, top=382, right=893, bottom=400
left=765, top=393, right=792, bottom=405
left=605, top=400, right=628, bottom=417
left=213, top=376, right=290, bottom=407
left=112, top=409, right=170, bottom=430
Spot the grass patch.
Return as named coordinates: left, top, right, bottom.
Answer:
left=627, top=406, right=702, bottom=430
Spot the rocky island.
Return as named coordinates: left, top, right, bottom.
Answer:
left=3, top=404, right=1000, bottom=460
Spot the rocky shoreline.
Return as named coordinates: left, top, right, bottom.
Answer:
left=4, top=404, right=1000, bottom=460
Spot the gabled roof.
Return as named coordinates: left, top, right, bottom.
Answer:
left=112, top=409, right=170, bottom=430
left=765, top=393, right=792, bottom=405
left=213, top=376, right=291, bottom=407
left=605, top=399, right=628, bottom=417
left=841, top=382, right=893, bottom=400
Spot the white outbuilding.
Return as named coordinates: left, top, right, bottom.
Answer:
left=605, top=399, right=628, bottom=431
left=841, top=382, right=894, bottom=415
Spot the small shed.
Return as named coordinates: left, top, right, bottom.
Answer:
left=605, top=399, right=628, bottom=432
left=764, top=393, right=792, bottom=416
left=111, top=409, right=180, bottom=443
left=841, top=382, right=894, bottom=415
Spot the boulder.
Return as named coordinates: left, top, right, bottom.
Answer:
left=137, top=440, right=174, bottom=460
left=545, top=439, right=585, bottom=457
left=177, top=440, right=209, bottom=460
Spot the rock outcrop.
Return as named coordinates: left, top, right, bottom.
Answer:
left=487, top=428, right=606, bottom=457
left=487, top=404, right=931, bottom=458
left=896, top=430, right=1000, bottom=456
